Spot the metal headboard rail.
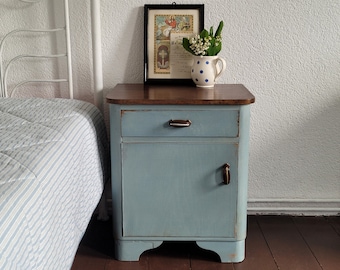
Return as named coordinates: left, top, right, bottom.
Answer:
left=0, top=28, right=66, bottom=97
left=20, top=0, right=41, bottom=3
left=0, top=0, right=73, bottom=98
left=3, top=53, right=67, bottom=97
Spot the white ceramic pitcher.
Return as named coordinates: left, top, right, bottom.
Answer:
left=191, top=55, right=226, bottom=88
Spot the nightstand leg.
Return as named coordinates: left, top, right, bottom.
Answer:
left=114, top=240, right=163, bottom=261
left=196, top=240, right=245, bottom=263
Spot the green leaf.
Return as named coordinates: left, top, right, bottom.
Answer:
left=206, top=37, right=222, bottom=56
left=182, top=38, right=194, bottom=54
left=214, top=21, right=224, bottom=37
left=209, top=26, right=214, bottom=36
left=200, top=29, right=209, bottom=38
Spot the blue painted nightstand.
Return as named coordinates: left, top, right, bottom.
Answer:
left=106, top=84, right=255, bottom=263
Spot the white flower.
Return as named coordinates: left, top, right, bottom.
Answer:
left=182, top=21, right=224, bottom=56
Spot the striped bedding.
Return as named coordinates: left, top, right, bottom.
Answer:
left=0, top=98, right=109, bottom=270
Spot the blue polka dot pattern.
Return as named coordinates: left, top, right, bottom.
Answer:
left=191, top=56, right=223, bottom=87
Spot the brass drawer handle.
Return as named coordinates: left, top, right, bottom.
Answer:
left=168, top=119, right=192, bottom=127
left=223, top=163, right=231, bottom=185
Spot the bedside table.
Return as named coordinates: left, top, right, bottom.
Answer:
left=106, top=84, right=255, bottom=263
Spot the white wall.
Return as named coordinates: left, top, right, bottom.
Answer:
left=1, top=0, right=339, bottom=215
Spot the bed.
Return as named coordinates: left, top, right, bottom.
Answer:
left=0, top=1, right=108, bottom=269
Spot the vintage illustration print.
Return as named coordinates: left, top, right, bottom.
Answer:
left=154, top=14, right=193, bottom=74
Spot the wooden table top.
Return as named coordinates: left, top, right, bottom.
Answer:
left=106, top=84, right=255, bottom=105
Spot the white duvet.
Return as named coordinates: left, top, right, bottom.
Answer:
left=0, top=98, right=109, bottom=270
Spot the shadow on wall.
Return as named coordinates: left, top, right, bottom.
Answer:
left=249, top=98, right=340, bottom=200
left=121, top=6, right=144, bottom=83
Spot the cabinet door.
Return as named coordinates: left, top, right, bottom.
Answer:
left=121, top=142, right=238, bottom=238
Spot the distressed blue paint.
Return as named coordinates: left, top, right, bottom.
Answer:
left=110, top=103, right=251, bottom=263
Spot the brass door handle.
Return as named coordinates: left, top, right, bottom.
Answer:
left=168, top=119, right=192, bottom=127
left=223, top=163, right=231, bottom=185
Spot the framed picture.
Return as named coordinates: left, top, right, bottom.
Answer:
left=144, top=4, right=204, bottom=85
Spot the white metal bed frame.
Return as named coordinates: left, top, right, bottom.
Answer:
left=0, top=0, right=103, bottom=111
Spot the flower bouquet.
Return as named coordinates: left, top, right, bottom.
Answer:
left=182, top=21, right=224, bottom=56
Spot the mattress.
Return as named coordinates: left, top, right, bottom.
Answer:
left=0, top=98, right=109, bottom=270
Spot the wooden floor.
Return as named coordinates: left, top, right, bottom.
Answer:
left=71, top=215, right=340, bottom=270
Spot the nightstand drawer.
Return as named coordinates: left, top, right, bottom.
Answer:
left=121, top=109, right=239, bottom=137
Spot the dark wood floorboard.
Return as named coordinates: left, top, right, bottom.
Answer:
left=293, top=216, right=340, bottom=270
left=233, top=216, right=277, bottom=270
left=189, top=242, right=233, bottom=270
left=326, top=216, right=340, bottom=235
left=146, top=242, right=192, bottom=270
left=256, top=216, right=322, bottom=270
left=71, top=215, right=340, bottom=270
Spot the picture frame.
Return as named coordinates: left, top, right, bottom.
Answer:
left=144, top=4, right=204, bottom=85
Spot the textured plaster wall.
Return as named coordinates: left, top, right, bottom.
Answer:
left=1, top=0, right=339, bottom=214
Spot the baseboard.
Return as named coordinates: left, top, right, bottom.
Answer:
left=247, top=199, right=340, bottom=216
left=105, top=198, right=339, bottom=216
